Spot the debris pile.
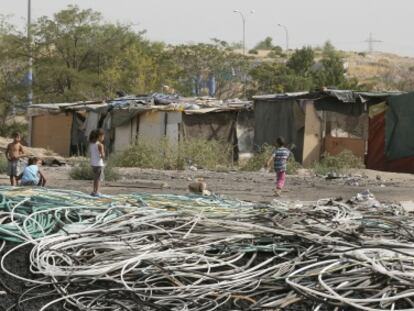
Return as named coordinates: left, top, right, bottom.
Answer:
left=0, top=188, right=414, bottom=310
left=0, top=137, right=65, bottom=166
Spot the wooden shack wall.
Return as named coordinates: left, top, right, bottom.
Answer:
left=302, top=101, right=323, bottom=167
left=31, top=113, right=72, bottom=157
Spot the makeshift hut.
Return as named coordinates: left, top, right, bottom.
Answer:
left=28, top=95, right=254, bottom=160
left=253, top=90, right=403, bottom=168
left=367, top=91, right=414, bottom=173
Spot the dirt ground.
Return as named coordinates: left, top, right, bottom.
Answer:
left=0, top=166, right=414, bottom=310
left=8, top=166, right=412, bottom=203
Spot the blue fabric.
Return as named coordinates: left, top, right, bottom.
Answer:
left=273, top=147, right=290, bottom=172
left=153, top=93, right=179, bottom=105
left=21, top=165, right=39, bottom=184
left=208, top=75, right=216, bottom=97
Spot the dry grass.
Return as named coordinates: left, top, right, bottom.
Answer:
left=69, top=161, right=120, bottom=181
left=312, top=151, right=364, bottom=176
left=241, top=144, right=302, bottom=174
left=113, top=139, right=233, bottom=171
left=0, top=157, right=7, bottom=174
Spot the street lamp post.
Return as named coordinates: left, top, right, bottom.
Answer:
left=233, top=10, right=254, bottom=99
left=28, top=0, right=33, bottom=106
left=233, top=10, right=254, bottom=55
left=233, top=10, right=246, bottom=55
left=277, top=23, right=289, bottom=52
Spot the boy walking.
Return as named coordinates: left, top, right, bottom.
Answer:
left=267, top=137, right=291, bottom=196
left=5, top=132, right=25, bottom=186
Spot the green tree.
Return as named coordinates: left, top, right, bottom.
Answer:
left=101, top=41, right=178, bottom=95
left=313, top=41, right=357, bottom=89
left=268, top=46, right=284, bottom=58
left=254, top=37, right=275, bottom=50
left=249, top=62, right=313, bottom=94
left=32, top=5, right=177, bottom=101
left=286, top=47, right=315, bottom=76
left=0, top=17, right=27, bottom=125
left=168, top=43, right=250, bottom=98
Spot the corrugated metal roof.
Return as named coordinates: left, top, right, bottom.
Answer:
left=28, top=96, right=252, bottom=114
left=252, top=92, right=310, bottom=100
left=253, top=89, right=407, bottom=103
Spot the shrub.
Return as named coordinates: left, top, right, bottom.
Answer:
left=312, top=151, right=364, bottom=176
left=0, top=157, right=7, bottom=174
left=0, top=122, right=28, bottom=140
left=286, top=157, right=302, bottom=175
left=241, top=144, right=273, bottom=171
left=113, top=139, right=232, bottom=171
left=69, top=161, right=120, bottom=181
left=113, top=139, right=172, bottom=170
left=179, top=139, right=232, bottom=170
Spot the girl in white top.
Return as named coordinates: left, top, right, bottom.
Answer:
left=89, top=129, right=105, bottom=197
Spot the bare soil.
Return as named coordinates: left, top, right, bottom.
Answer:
left=35, top=166, right=414, bottom=202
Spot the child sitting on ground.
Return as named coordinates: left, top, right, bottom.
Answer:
left=20, top=157, right=47, bottom=187
left=267, top=137, right=291, bottom=196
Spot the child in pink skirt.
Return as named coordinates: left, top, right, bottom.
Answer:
left=267, top=137, right=291, bottom=196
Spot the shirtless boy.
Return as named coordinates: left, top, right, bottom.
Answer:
left=5, top=132, right=25, bottom=186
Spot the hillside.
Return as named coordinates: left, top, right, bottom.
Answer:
left=250, top=49, right=414, bottom=91
left=344, top=52, right=414, bottom=91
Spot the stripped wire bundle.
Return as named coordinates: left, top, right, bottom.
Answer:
left=1, top=187, right=414, bottom=310
left=0, top=187, right=258, bottom=242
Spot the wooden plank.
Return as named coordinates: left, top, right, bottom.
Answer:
left=302, top=101, right=322, bottom=167
left=325, top=136, right=365, bottom=158
left=31, top=113, right=72, bottom=157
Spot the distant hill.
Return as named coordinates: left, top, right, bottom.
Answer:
left=344, top=52, right=414, bottom=91
left=248, top=49, right=414, bottom=91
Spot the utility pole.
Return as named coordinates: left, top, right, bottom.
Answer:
left=233, top=10, right=254, bottom=99
left=233, top=10, right=254, bottom=55
left=277, top=24, right=289, bottom=52
left=365, top=33, right=382, bottom=53
left=233, top=10, right=246, bottom=55
left=27, top=0, right=33, bottom=106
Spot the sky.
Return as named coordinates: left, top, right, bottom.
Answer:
left=3, top=0, right=414, bottom=56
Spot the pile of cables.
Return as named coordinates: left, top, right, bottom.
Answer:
left=1, top=187, right=414, bottom=310
left=0, top=187, right=257, bottom=242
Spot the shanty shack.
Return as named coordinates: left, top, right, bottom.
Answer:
left=253, top=90, right=408, bottom=171
left=28, top=95, right=254, bottom=160
left=367, top=91, right=414, bottom=173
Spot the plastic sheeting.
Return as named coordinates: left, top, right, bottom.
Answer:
left=70, top=113, right=87, bottom=157
left=385, top=92, right=414, bottom=160
left=111, top=110, right=141, bottom=128
left=367, top=111, right=414, bottom=173
left=254, top=100, right=304, bottom=162
left=182, top=112, right=237, bottom=145
left=84, top=112, right=99, bottom=139
left=236, top=110, right=254, bottom=155
left=314, top=97, right=364, bottom=116
left=326, top=112, right=368, bottom=139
